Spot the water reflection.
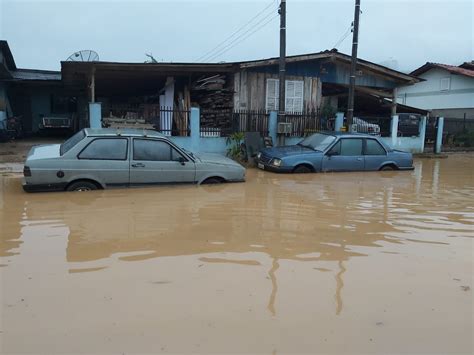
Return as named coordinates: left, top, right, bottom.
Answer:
left=1, top=155, right=473, bottom=317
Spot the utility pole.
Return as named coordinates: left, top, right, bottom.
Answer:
left=347, top=0, right=361, bottom=130
left=278, top=0, right=286, bottom=120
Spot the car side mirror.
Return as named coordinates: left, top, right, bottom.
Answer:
left=327, top=150, right=339, bottom=157
left=178, top=156, right=186, bottom=165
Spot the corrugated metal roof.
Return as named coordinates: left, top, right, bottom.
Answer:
left=11, top=69, right=61, bottom=81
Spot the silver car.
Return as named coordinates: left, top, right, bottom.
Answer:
left=22, top=128, right=246, bottom=192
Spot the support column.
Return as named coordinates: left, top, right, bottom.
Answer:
left=419, top=116, right=427, bottom=153
left=90, top=68, right=96, bottom=103
left=435, top=117, right=444, bottom=154
left=390, top=115, right=399, bottom=148
left=89, top=102, right=102, bottom=128
left=269, top=111, right=278, bottom=146
left=391, top=88, right=398, bottom=116
left=334, top=112, right=344, bottom=131
left=190, top=107, right=200, bottom=152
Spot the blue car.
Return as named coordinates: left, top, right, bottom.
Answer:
left=257, top=132, right=414, bottom=173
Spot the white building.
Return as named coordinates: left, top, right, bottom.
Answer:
left=397, top=62, right=474, bottom=119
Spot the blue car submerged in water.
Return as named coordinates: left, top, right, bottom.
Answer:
left=257, top=132, right=414, bottom=173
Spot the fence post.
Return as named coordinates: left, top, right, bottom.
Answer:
left=390, top=115, right=399, bottom=147
left=435, top=117, right=444, bottom=154
left=89, top=102, right=102, bottom=128
left=419, top=116, right=427, bottom=153
left=269, top=111, right=278, bottom=146
left=190, top=107, right=200, bottom=151
left=335, top=112, right=344, bottom=131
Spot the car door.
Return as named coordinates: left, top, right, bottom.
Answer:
left=76, top=137, right=130, bottom=185
left=364, top=138, right=388, bottom=170
left=322, top=138, right=365, bottom=172
left=130, top=138, right=196, bottom=184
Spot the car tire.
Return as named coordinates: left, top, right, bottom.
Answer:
left=380, top=165, right=395, bottom=171
left=202, top=177, right=223, bottom=184
left=67, top=181, right=98, bottom=192
left=293, top=165, right=312, bottom=174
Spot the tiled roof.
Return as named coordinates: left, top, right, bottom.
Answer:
left=411, top=62, right=474, bottom=78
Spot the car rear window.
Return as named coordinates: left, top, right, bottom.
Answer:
left=60, top=130, right=85, bottom=156
left=365, top=139, right=386, bottom=155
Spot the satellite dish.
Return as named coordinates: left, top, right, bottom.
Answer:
left=66, top=50, right=99, bottom=62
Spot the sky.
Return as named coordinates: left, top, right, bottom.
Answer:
left=0, top=0, right=472, bottom=72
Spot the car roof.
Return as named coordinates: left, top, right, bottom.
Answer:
left=318, top=130, right=378, bottom=138
left=84, top=128, right=167, bottom=138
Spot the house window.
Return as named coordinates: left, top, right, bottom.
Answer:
left=265, top=79, right=304, bottom=112
left=440, top=77, right=450, bottom=91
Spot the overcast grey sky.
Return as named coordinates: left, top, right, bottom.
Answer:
left=0, top=0, right=472, bottom=72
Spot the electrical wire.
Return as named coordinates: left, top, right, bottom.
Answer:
left=332, top=23, right=353, bottom=49
left=195, top=0, right=278, bottom=62
left=205, top=13, right=279, bottom=62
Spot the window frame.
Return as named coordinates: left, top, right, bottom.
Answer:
left=265, top=78, right=304, bottom=112
left=440, top=77, right=451, bottom=91
left=132, top=138, right=188, bottom=162
left=77, top=137, right=129, bottom=161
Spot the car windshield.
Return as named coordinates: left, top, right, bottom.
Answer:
left=298, top=133, right=336, bottom=151
left=60, top=130, right=85, bottom=156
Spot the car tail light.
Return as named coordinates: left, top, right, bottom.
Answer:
left=23, top=166, right=31, bottom=177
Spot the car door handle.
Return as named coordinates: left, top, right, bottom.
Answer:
left=356, top=158, right=363, bottom=161
left=131, top=163, right=146, bottom=168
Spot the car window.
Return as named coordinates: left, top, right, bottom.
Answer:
left=60, top=130, right=85, bottom=156
left=328, top=141, right=341, bottom=155
left=340, top=139, right=363, bottom=156
left=365, top=139, right=386, bottom=155
left=133, top=139, right=184, bottom=161
left=78, top=138, right=128, bottom=160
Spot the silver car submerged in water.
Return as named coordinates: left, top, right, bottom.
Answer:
left=23, top=128, right=246, bottom=192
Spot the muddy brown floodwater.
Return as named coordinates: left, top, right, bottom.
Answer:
left=0, top=155, right=473, bottom=354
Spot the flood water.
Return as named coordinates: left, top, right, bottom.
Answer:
left=1, top=155, right=473, bottom=354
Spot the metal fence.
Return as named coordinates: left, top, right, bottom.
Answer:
left=200, top=109, right=269, bottom=137
left=279, top=110, right=322, bottom=137
left=102, top=105, right=190, bottom=136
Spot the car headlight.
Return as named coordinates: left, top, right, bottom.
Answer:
left=257, top=152, right=262, bottom=159
left=272, top=158, right=282, bottom=167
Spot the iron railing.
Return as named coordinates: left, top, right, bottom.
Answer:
left=279, top=110, right=322, bottom=137
left=200, top=109, right=269, bottom=137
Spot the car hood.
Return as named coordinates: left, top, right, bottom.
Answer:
left=195, top=152, right=244, bottom=168
left=261, top=145, right=320, bottom=158
left=26, top=144, right=61, bottom=161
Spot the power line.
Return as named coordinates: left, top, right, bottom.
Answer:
left=205, top=14, right=279, bottom=63
left=195, top=0, right=278, bottom=62
left=205, top=12, right=278, bottom=62
left=332, top=23, right=353, bottom=49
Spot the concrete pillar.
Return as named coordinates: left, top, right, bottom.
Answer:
left=390, top=115, right=399, bottom=147
left=89, top=102, right=102, bottom=128
left=269, top=111, right=278, bottom=146
left=335, top=112, right=344, bottom=131
left=435, top=117, right=444, bottom=154
left=419, top=116, right=427, bottom=153
left=190, top=107, right=200, bottom=152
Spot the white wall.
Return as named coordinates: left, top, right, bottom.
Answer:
left=397, top=68, right=474, bottom=110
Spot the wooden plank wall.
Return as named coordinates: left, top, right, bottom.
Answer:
left=234, top=70, right=322, bottom=111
